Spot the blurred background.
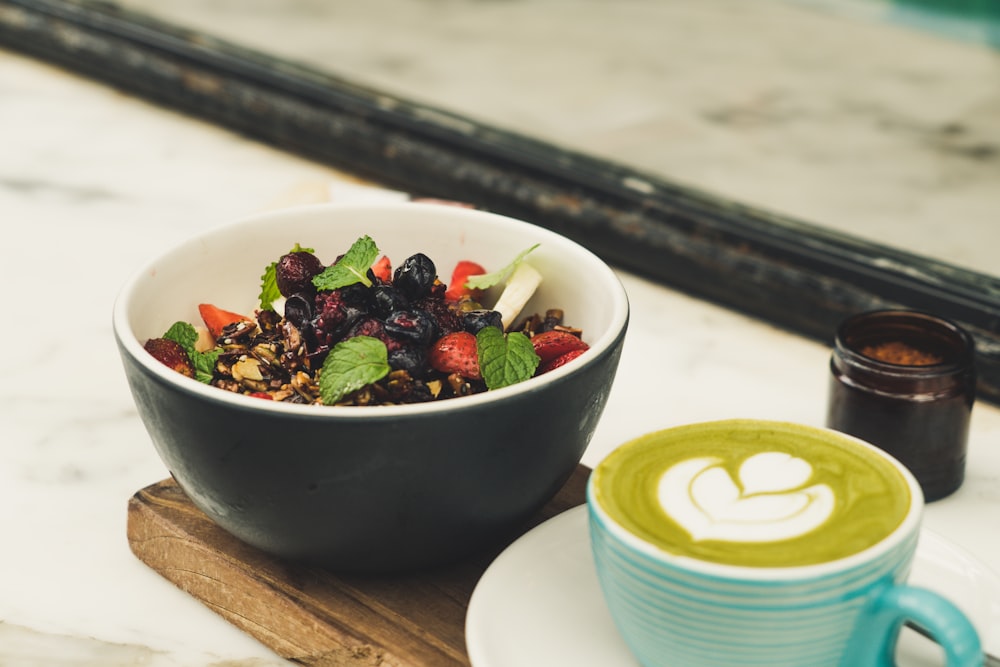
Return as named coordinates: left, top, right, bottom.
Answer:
left=114, top=0, right=1000, bottom=277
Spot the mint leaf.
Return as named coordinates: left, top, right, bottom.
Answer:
left=477, top=327, right=540, bottom=390
left=259, top=243, right=314, bottom=310
left=313, top=235, right=379, bottom=291
left=163, top=321, right=198, bottom=350
left=190, top=348, right=221, bottom=384
left=465, top=244, right=540, bottom=290
left=319, top=335, right=391, bottom=404
left=163, top=320, right=220, bottom=384
left=259, top=264, right=282, bottom=311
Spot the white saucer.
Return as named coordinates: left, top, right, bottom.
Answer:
left=466, top=505, right=1000, bottom=667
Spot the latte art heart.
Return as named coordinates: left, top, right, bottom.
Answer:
left=592, top=421, right=912, bottom=567
left=657, top=452, right=835, bottom=543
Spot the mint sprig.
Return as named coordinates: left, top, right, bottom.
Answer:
left=319, top=336, right=391, bottom=405
left=476, top=327, right=540, bottom=390
left=313, top=235, right=380, bottom=291
left=465, top=244, right=539, bottom=290
left=163, top=321, right=220, bottom=384
left=259, top=243, right=315, bottom=311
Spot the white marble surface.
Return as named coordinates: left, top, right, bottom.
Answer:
left=2, top=26, right=1000, bottom=667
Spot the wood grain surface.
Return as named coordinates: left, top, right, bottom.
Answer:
left=126, top=465, right=590, bottom=666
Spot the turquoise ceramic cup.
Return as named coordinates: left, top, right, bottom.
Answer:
left=586, top=420, right=982, bottom=667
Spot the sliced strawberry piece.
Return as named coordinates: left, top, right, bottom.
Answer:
left=531, top=330, right=589, bottom=365
left=428, top=331, right=481, bottom=380
left=198, top=303, right=253, bottom=339
left=144, top=338, right=195, bottom=378
left=372, top=255, right=392, bottom=283
left=444, top=260, right=487, bottom=302
left=538, top=347, right=587, bottom=374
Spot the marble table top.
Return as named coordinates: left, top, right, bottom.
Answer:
left=2, top=17, right=999, bottom=666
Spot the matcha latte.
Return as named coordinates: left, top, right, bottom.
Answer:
left=591, top=420, right=912, bottom=567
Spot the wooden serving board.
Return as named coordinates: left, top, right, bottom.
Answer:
left=126, top=464, right=590, bottom=667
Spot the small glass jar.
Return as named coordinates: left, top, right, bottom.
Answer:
left=826, top=310, right=976, bottom=502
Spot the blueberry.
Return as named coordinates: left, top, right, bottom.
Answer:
left=388, top=346, right=429, bottom=377
left=393, top=253, right=437, bottom=299
left=462, top=309, right=504, bottom=335
left=384, top=309, right=438, bottom=346
left=339, top=282, right=374, bottom=310
left=283, top=293, right=314, bottom=328
left=371, top=284, right=410, bottom=319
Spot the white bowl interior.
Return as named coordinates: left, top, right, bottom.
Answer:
left=115, top=201, right=628, bottom=413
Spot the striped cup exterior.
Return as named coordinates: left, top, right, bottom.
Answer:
left=588, top=502, right=916, bottom=667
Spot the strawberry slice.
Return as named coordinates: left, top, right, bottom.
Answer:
left=428, top=331, right=481, bottom=380
left=538, top=347, right=587, bottom=374
left=444, top=260, right=487, bottom=302
left=198, top=303, right=253, bottom=339
left=530, top=330, right=589, bottom=365
left=372, top=255, right=392, bottom=283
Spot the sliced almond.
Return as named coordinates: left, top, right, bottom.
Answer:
left=232, top=357, right=264, bottom=382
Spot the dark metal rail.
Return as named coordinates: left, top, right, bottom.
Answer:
left=4, top=0, right=1000, bottom=403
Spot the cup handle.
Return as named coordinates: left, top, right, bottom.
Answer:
left=841, top=584, right=983, bottom=667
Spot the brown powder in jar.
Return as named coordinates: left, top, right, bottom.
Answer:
left=860, top=341, right=943, bottom=366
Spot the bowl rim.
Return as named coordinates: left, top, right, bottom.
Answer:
left=113, top=201, right=630, bottom=419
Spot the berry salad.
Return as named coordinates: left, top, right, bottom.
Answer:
left=143, top=235, right=590, bottom=406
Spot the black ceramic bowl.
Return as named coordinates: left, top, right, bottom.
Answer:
left=114, top=202, right=629, bottom=572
